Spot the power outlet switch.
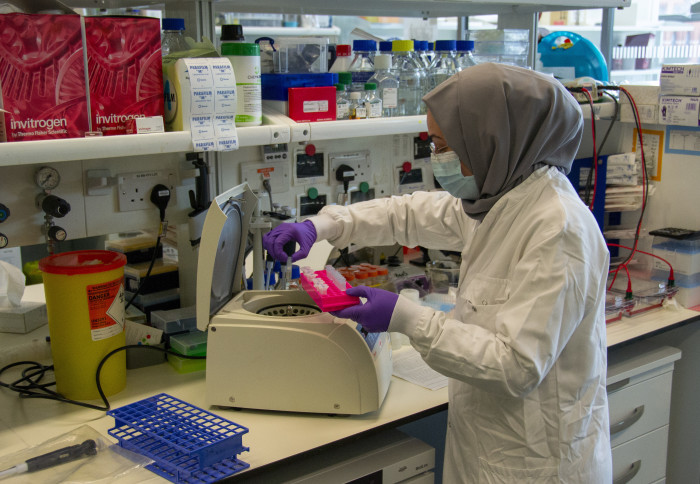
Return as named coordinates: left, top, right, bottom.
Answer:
left=118, top=171, right=175, bottom=212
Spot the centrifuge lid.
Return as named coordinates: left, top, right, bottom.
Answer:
left=196, top=183, right=257, bottom=331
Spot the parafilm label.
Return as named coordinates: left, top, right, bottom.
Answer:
left=86, top=278, right=125, bottom=341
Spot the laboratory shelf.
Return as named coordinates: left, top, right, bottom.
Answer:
left=204, top=0, right=630, bottom=17
left=310, top=116, right=428, bottom=140
left=0, top=116, right=429, bottom=166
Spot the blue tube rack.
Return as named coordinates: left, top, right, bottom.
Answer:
left=107, top=393, right=249, bottom=483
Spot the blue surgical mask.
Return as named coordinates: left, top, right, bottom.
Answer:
left=430, top=151, right=479, bottom=200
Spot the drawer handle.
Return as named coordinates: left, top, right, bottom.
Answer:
left=610, top=405, right=645, bottom=435
left=606, top=377, right=630, bottom=394
left=613, top=459, right=641, bottom=484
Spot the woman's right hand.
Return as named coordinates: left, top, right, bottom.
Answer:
left=262, top=219, right=317, bottom=262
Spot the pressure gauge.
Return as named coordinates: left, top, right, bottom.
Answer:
left=35, top=166, right=61, bottom=191
left=47, top=225, right=67, bottom=242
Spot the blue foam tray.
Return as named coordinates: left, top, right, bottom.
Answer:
left=107, top=393, right=249, bottom=483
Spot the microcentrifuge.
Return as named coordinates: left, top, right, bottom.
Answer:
left=196, top=183, right=392, bottom=415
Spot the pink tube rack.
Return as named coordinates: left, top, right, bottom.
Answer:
left=299, top=269, right=360, bottom=312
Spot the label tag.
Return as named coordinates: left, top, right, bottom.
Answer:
left=87, top=279, right=125, bottom=341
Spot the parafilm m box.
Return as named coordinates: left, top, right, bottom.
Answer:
left=0, top=13, right=89, bottom=141
left=84, top=16, right=164, bottom=135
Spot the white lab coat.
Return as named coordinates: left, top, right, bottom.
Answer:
left=312, top=167, right=612, bottom=483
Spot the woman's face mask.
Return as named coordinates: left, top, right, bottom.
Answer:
left=430, top=151, right=479, bottom=201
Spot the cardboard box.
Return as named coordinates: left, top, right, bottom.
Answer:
left=84, top=16, right=164, bottom=135
left=660, top=64, right=700, bottom=96
left=659, top=95, right=700, bottom=126
left=0, top=13, right=89, bottom=141
left=619, top=85, right=659, bottom=124
left=287, top=86, right=336, bottom=122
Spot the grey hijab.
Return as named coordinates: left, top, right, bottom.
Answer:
left=423, top=63, right=583, bottom=218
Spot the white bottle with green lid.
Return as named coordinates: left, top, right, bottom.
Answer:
left=222, top=42, right=262, bottom=126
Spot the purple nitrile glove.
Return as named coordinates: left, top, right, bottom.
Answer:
left=263, top=219, right=317, bottom=263
left=331, top=286, right=399, bottom=333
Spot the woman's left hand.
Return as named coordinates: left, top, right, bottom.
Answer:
left=331, top=286, right=399, bottom=333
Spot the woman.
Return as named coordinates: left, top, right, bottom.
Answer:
left=264, top=63, right=611, bottom=482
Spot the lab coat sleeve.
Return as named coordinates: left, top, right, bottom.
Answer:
left=389, top=227, right=592, bottom=398
left=309, top=191, right=475, bottom=252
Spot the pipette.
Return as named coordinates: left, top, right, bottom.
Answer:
left=0, top=439, right=97, bottom=480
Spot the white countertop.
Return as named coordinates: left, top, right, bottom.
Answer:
left=0, top=285, right=698, bottom=481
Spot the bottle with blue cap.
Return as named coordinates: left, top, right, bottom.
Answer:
left=428, top=40, right=460, bottom=91
left=348, top=39, right=377, bottom=92
left=161, top=18, right=188, bottom=56
left=456, top=40, right=478, bottom=69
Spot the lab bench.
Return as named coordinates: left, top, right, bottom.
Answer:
left=0, top=286, right=697, bottom=482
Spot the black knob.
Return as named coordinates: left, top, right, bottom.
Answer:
left=0, top=233, right=7, bottom=248
left=47, top=225, right=67, bottom=241
left=41, top=195, right=71, bottom=218
left=0, top=203, right=9, bottom=223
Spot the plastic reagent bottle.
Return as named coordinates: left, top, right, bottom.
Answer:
left=429, top=40, right=460, bottom=91
left=349, top=91, right=367, bottom=119
left=161, top=18, right=188, bottom=57
left=221, top=24, right=245, bottom=43
left=368, top=54, right=398, bottom=117
left=221, top=42, right=262, bottom=126
left=456, top=40, right=478, bottom=69
left=363, top=83, right=383, bottom=118
left=392, top=40, right=422, bottom=116
left=330, top=44, right=352, bottom=72
left=348, top=39, right=377, bottom=92
left=335, top=83, right=350, bottom=120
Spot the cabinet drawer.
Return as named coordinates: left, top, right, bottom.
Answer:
left=612, top=426, right=668, bottom=484
left=608, top=372, right=673, bottom=447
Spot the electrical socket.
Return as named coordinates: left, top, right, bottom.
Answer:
left=118, top=170, right=176, bottom=212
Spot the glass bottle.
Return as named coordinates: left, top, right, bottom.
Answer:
left=349, top=91, right=367, bottom=119
left=364, top=83, right=383, bottom=118
left=368, top=54, right=399, bottom=117
left=348, top=39, right=376, bottom=92
left=456, top=40, right=478, bottom=69
left=161, top=18, right=188, bottom=57
left=414, top=40, right=432, bottom=113
left=429, top=40, right=460, bottom=91
left=392, top=40, right=422, bottom=116
left=335, top=83, right=350, bottom=120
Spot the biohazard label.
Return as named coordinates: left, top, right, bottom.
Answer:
left=86, top=278, right=125, bottom=341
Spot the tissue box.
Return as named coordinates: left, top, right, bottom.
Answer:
left=0, top=301, right=47, bottom=333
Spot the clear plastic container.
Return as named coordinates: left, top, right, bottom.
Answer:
left=392, top=40, right=422, bottom=116
left=468, top=29, right=529, bottom=67
left=161, top=18, right=188, bottom=57
left=429, top=40, right=459, bottom=91
left=368, top=54, right=399, bottom=117
left=273, top=36, right=329, bottom=73
left=363, top=82, right=383, bottom=118
left=348, top=39, right=376, bottom=92
left=335, top=83, right=350, bottom=120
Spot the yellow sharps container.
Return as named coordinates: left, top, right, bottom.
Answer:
left=39, top=250, right=127, bottom=401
